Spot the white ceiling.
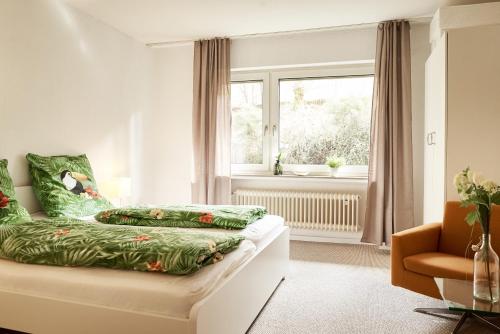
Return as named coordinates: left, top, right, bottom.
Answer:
left=64, top=0, right=440, bottom=45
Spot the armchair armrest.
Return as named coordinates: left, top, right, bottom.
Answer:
left=392, top=223, right=442, bottom=258
left=391, top=223, right=442, bottom=287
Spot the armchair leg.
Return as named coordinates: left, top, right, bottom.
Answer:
left=452, top=312, right=469, bottom=334
left=470, top=313, right=500, bottom=332
left=415, top=308, right=467, bottom=333
left=415, top=308, right=500, bottom=333
left=414, top=307, right=462, bottom=317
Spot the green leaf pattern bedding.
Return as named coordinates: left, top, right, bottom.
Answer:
left=95, top=205, right=267, bottom=230
left=0, top=155, right=269, bottom=276
left=0, top=218, right=244, bottom=275
left=26, top=153, right=113, bottom=218
left=0, top=160, right=30, bottom=224
left=0, top=155, right=264, bottom=275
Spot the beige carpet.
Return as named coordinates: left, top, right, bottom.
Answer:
left=247, top=241, right=499, bottom=334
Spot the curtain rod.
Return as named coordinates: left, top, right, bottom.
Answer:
left=147, top=16, right=431, bottom=48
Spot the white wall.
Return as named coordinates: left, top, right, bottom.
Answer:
left=231, top=27, right=377, bottom=68
left=446, top=24, right=500, bottom=199
left=0, top=0, right=154, bottom=203
left=141, top=45, right=194, bottom=204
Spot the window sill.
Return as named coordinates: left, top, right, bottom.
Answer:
left=231, top=174, right=368, bottom=184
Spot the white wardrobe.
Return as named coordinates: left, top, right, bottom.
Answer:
left=423, top=3, right=500, bottom=224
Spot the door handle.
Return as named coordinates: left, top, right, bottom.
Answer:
left=426, top=132, right=437, bottom=146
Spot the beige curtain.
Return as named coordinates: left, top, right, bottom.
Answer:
left=191, top=38, right=232, bottom=205
left=361, top=21, right=414, bottom=246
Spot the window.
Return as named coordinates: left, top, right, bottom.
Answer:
left=230, top=65, right=374, bottom=177
left=230, top=72, right=269, bottom=173
left=279, top=76, right=373, bottom=168
left=231, top=81, right=263, bottom=165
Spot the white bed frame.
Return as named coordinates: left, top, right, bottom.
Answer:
left=0, top=187, right=289, bottom=334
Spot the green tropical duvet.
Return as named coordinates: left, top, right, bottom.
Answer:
left=0, top=218, right=244, bottom=275
left=95, top=205, right=267, bottom=230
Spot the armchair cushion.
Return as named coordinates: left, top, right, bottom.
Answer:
left=403, top=252, right=473, bottom=280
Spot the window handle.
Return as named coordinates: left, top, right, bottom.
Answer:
left=263, top=125, right=269, bottom=136
left=272, top=125, right=277, bottom=136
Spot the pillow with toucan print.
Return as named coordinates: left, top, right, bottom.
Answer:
left=0, top=159, right=30, bottom=224
left=26, top=153, right=113, bottom=218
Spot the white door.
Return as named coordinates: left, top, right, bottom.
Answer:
left=423, top=34, right=447, bottom=224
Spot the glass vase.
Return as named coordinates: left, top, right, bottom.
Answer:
left=473, top=234, right=500, bottom=303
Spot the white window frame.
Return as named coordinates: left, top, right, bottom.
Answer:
left=230, top=72, right=270, bottom=174
left=231, top=63, right=374, bottom=177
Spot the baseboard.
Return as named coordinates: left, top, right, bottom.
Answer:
left=289, top=229, right=363, bottom=244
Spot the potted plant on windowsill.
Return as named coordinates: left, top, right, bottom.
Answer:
left=326, top=156, right=346, bottom=178
left=273, top=152, right=284, bottom=176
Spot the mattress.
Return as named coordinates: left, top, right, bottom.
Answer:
left=0, top=213, right=285, bottom=318
left=0, top=240, right=256, bottom=319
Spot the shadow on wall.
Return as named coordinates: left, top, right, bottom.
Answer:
left=0, top=0, right=152, bottom=203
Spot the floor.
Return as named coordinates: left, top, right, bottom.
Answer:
left=247, top=241, right=499, bottom=334
left=0, top=241, right=498, bottom=334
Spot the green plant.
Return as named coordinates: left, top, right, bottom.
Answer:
left=326, top=156, right=346, bottom=169
left=274, top=153, right=283, bottom=175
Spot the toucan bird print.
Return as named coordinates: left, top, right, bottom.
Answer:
left=60, top=170, right=91, bottom=195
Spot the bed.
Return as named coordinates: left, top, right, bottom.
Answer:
left=0, top=186, right=289, bottom=334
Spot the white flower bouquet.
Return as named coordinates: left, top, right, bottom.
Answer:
left=454, top=168, right=500, bottom=233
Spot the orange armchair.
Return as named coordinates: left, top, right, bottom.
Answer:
left=391, top=201, right=500, bottom=299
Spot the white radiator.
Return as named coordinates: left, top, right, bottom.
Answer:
left=234, top=189, right=360, bottom=232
